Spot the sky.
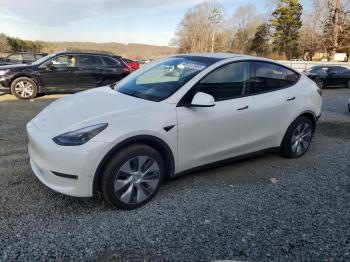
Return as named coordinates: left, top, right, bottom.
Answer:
left=0, top=0, right=312, bottom=46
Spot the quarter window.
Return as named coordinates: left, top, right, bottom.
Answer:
left=192, top=62, right=250, bottom=101
left=251, top=62, right=299, bottom=93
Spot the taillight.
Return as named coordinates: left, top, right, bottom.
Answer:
left=123, top=67, right=131, bottom=74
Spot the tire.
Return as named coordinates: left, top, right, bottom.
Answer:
left=315, top=78, right=324, bottom=89
left=280, top=116, right=314, bottom=158
left=347, top=80, right=350, bottom=89
left=11, top=77, right=38, bottom=99
left=100, top=144, right=165, bottom=210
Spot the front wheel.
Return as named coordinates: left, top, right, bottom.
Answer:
left=281, top=116, right=314, bottom=158
left=100, top=144, right=165, bottom=210
left=11, top=77, right=38, bottom=99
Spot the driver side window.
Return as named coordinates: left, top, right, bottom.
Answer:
left=182, top=62, right=250, bottom=103
left=50, top=55, right=77, bottom=68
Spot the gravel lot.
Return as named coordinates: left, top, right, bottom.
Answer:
left=0, top=89, right=349, bottom=261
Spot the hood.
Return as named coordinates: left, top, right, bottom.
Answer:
left=31, top=86, right=154, bottom=135
left=0, top=63, right=31, bottom=70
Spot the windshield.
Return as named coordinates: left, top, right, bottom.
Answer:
left=31, top=53, right=56, bottom=65
left=117, top=57, right=216, bottom=102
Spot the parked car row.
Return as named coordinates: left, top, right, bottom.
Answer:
left=0, top=51, right=140, bottom=99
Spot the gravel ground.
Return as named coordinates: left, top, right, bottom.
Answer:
left=0, top=89, right=349, bottom=261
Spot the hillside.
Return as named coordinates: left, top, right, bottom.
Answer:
left=41, top=41, right=176, bottom=59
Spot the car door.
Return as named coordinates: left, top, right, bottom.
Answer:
left=38, top=55, right=78, bottom=92
left=176, top=61, right=253, bottom=172
left=100, top=56, right=128, bottom=85
left=247, top=62, right=300, bottom=151
left=76, top=55, right=103, bottom=90
left=326, top=67, right=345, bottom=87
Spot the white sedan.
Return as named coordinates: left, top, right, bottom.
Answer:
left=27, top=53, right=322, bottom=209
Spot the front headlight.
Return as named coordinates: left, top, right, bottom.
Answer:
left=52, top=123, right=108, bottom=146
left=0, top=69, right=9, bottom=76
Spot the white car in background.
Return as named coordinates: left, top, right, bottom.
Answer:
left=27, top=54, right=322, bottom=209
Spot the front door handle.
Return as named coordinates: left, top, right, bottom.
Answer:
left=287, top=97, right=295, bottom=101
left=237, top=105, right=249, bottom=111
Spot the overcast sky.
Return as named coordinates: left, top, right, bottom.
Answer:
left=0, top=0, right=311, bottom=46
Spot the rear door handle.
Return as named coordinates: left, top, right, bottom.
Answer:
left=237, top=106, right=249, bottom=111
left=287, top=97, right=295, bottom=101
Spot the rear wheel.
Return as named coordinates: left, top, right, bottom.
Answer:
left=11, top=77, right=38, bottom=99
left=100, top=144, right=165, bottom=210
left=281, top=116, right=314, bottom=158
left=347, top=79, right=350, bottom=88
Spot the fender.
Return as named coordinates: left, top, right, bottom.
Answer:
left=92, top=135, right=175, bottom=195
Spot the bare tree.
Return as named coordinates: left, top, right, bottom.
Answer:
left=230, top=4, right=262, bottom=54
left=173, top=1, right=225, bottom=53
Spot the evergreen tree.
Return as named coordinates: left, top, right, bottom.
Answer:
left=250, top=23, right=270, bottom=56
left=271, top=0, right=303, bottom=59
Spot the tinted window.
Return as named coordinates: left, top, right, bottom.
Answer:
left=7, top=54, right=21, bottom=62
left=22, top=54, right=34, bottom=60
left=329, top=67, right=349, bottom=74
left=50, top=55, right=77, bottom=68
left=191, top=62, right=250, bottom=101
left=102, top=57, right=121, bottom=66
left=251, top=62, right=299, bottom=93
left=78, top=55, right=101, bottom=67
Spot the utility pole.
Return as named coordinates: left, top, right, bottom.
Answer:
left=211, top=31, right=215, bottom=53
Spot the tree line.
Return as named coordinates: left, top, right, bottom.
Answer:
left=0, top=33, right=43, bottom=53
left=172, top=0, right=350, bottom=61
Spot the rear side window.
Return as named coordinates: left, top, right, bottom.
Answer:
left=78, top=55, right=101, bottom=67
left=251, top=62, right=299, bottom=94
left=7, top=54, right=22, bottom=62
left=22, top=54, right=34, bottom=60
left=192, top=62, right=250, bottom=101
left=102, top=56, right=121, bottom=66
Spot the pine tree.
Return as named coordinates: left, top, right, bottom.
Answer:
left=271, top=0, right=303, bottom=59
left=250, top=23, right=270, bottom=56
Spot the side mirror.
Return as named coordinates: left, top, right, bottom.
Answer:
left=191, top=92, right=215, bottom=107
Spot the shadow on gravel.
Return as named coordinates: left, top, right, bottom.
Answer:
left=317, top=121, right=350, bottom=140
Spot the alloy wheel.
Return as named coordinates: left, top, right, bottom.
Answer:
left=114, top=156, right=160, bottom=204
left=14, top=81, right=34, bottom=98
left=291, top=122, right=312, bottom=156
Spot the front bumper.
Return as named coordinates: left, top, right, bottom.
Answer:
left=27, top=121, right=110, bottom=197
left=0, top=78, right=10, bottom=94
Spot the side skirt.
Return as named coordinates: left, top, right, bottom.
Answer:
left=171, top=147, right=280, bottom=179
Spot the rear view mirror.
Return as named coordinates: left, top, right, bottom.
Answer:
left=191, top=92, right=215, bottom=107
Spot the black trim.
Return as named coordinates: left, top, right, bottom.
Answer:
left=237, top=105, right=249, bottom=111
left=173, top=147, right=280, bottom=179
left=287, top=97, right=296, bottom=101
left=163, top=125, right=175, bottom=132
left=92, top=135, right=175, bottom=195
left=51, top=171, right=78, bottom=180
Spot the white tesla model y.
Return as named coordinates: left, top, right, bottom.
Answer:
left=27, top=54, right=322, bottom=209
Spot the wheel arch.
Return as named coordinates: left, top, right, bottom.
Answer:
left=281, top=110, right=317, bottom=147
left=92, top=135, right=175, bottom=196
left=10, top=74, right=42, bottom=93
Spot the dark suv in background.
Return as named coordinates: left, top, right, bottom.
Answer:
left=0, top=51, right=131, bottom=99
left=0, top=52, right=47, bottom=65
